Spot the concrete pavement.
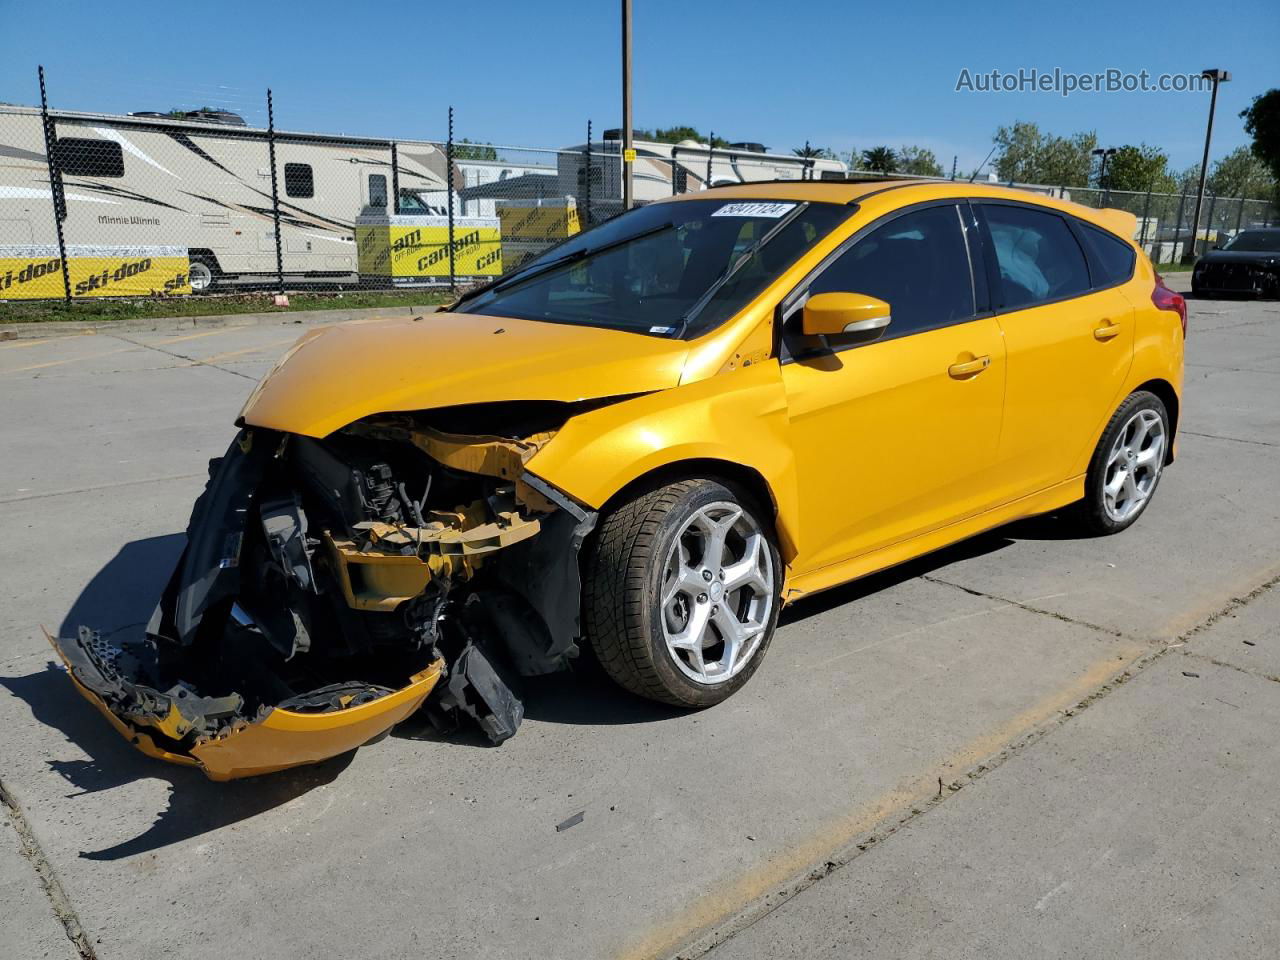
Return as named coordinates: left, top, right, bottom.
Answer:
left=0, top=287, right=1277, bottom=960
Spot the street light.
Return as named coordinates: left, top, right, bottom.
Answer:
left=1186, top=68, right=1231, bottom=261
left=1092, top=147, right=1117, bottom=204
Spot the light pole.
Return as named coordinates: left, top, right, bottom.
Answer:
left=1186, top=68, right=1231, bottom=261
left=622, top=0, right=634, bottom=210
left=1092, top=147, right=1116, bottom=204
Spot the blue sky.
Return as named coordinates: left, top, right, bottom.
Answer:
left=2, top=0, right=1276, bottom=174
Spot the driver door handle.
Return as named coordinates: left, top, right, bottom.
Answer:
left=948, top=355, right=991, bottom=378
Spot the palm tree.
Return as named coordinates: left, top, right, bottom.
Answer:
left=861, top=146, right=898, bottom=173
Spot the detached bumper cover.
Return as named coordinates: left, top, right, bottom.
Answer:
left=48, top=626, right=443, bottom=781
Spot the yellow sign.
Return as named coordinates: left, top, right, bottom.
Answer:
left=0, top=245, right=192, bottom=300
left=495, top=201, right=581, bottom=243
left=356, top=217, right=501, bottom=282
left=623, top=148, right=637, bottom=163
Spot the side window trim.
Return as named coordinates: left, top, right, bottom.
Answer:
left=974, top=199, right=1094, bottom=313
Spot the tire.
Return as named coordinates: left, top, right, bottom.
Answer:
left=189, top=258, right=218, bottom=292
left=1078, top=390, right=1170, bottom=535
left=583, top=479, right=781, bottom=708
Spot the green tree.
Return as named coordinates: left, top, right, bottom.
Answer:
left=1103, top=144, right=1175, bottom=193
left=861, top=146, right=898, bottom=173
left=452, top=139, right=498, bottom=161
left=993, top=121, right=1096, bottom=187
left=1240, top=89, right=1280, bottom=182
left=1207, top=145, right=1276, bottom=200
left=793, top=144, right=837, bottom=160
left=897, top=145, right=943, bottom=177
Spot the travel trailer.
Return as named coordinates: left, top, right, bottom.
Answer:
left=554, top=135, right=848, bottom=220
left=0, top=105, right=454, bottom=291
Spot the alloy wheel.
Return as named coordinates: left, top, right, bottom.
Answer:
left=1102, top=409, right=1166, bottom=523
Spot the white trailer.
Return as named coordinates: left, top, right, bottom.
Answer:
left=0, top=105, right=452, bottom=292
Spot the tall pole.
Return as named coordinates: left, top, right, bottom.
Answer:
left=622, top=0, right=633, bottom=210
left=37, top=66, right=71, bottom=304
left=266, top=89, right=285, bottom=297
left=1187, top=69, right=1231, bottom=261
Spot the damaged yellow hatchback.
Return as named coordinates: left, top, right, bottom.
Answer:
left=53, top=181, right=1185, bottom=779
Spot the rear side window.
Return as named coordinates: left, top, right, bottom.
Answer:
left=55, top=138, right=125, bottom=177
left=808, top=204, right=975, bottom=339
left=284, top=162, right=314, bottom=198
left=982, top=204, right=1090, bottom=309
left=1077, top=221, right=1136, bottom=287
left=367, top=173, right=387, bottom=208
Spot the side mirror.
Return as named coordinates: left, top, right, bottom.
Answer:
left=802, top=291, right=892, bottom=342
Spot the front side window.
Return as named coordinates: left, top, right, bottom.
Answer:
left=284, top=162, right=314, bottom=198
left=55, top=138, right=124, bottom=177
left=1077, top=221, right=1135, bottom=287
left=455, top=198, right=850, bottom=338
left=982, top=203, right=1090, bottom=309
left=806, top=203, right=975, bottom=339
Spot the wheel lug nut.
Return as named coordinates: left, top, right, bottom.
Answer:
left=697, top=593, right=708, bottom=603
left=702, top=569, right=713, bottom=581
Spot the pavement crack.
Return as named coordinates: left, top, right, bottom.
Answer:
left=105, top=333, right=256, bottom=381
left=1179, top=430, right=1278, bottom=448
left=1180, top=649, right=1280, bottom=685
left=0, top=473, right=205, bottom=504
left=918, top=574, right=1133, bottom=641
left=1, top=778, right=99, bottom=960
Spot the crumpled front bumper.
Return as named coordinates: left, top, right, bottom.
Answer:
left=48, top=627, right=444, bottom=781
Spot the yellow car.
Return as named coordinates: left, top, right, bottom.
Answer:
left=52, top=180, right=1185, bottom=779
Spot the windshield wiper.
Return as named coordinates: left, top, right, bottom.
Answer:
left=459, top=219, right=677, bottom=304
left=676, top=202, right=809, bottom=339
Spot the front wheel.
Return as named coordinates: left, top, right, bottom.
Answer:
left=583, top=479, right=780, bottom=707
left=1078, top=390, right=1170, bottom=535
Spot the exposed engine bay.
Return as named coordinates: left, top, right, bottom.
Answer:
left=51, top=403, right=598, bottom=779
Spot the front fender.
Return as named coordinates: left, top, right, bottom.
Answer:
left=525, top=361, right=802, bottom=562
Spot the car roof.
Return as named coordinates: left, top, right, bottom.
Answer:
left=663, top=179, right=1138, bottom=240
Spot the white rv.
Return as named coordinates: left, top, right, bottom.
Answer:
left=554, top=135, right=847, bottom=219
left=0, top=105, right=453, bottom=291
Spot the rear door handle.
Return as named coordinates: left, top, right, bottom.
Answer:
left=948, top=355, right=991, bottom=378
left=1094, top=320, right=1122, bottom=341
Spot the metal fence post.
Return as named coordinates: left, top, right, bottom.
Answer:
left=390, top=140, right=400, bottom=215
left=1233, top=195, right=1246, bottom=236
left=1204, top=193, right=1218, bottom=251
left=1171, top=190, right=1188, bottom=265
left=266, top=89, right=285, bottom=296
left=1139, top=187, right=1153, bottom=252
left=583, top=119, right=593, bottom=228
left=706, top=131, right=714, bottom=189
left=446, top=105, right=456, bottom=292
left=37, top=66, right=72, bottom=304
left=671, top=145, right=680, bottom=196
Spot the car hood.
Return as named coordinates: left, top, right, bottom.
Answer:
left=240, top=311, right=692, bottom=438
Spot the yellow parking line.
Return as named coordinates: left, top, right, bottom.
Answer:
left=6, top=346, right=134, bottom=374
left=612, top=649, right=1145, bottom=960
left=199, top=337, right=295, bottom=365
left=151, top=327, right=238, bottom=345
left=0, top=332, right=96, bottom=350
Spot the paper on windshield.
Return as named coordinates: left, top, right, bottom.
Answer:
left=711, top=202, right=797, bottom=219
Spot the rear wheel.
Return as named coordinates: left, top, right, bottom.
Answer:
left=1078, top=390, right=1169, bottom=535
left=189, top=258, right=217, bottom=292
left=583, top=479, right=780, bottom=707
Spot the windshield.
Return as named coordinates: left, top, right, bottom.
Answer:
left=454, top=198, right=850, bottom=338
left=1223, top=230, right=1280, bottom=253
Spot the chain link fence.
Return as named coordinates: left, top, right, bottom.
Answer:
left=3, top=69, right=1277, bottom=305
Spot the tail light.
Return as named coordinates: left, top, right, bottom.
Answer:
left=1152, top=274, right=1187, bottom=337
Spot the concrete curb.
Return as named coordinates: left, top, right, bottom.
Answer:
left=0, top=303, right=444, bottom=341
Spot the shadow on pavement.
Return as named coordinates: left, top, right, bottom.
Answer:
left=2, top=533, right=348, bottom=861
